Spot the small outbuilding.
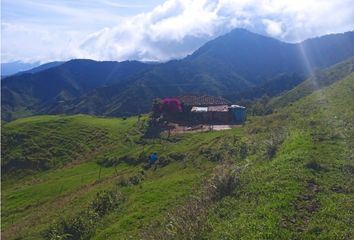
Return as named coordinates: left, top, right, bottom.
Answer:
left=230, top=105, right=247, bottom=124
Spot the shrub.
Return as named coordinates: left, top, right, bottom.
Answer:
left=305, top=160, right=325, bottom=172
left=199, top=147, right=226, bottom=162
left=238, top=142, right=249, bottom=159
left=265, top=142, right=278, bottom=160
left=157, top=156, right=172, bottom=167
left=143, top=117, right=164, bottom=138
left=264, top=130, right=286, bottom=160
left=97, top=156, right=119, bottom=167
left=228, top=141, right=249, bottom=160
left=43, top=190, right=123, bottom=240
left=168, top=152, right=185, bottom=161
left=205, top=165, right=240, bottom=201
left=90, top=190, right=123, bottom=216
left=43, top=213, right=97, bottom=240
left=209, top=152, right=225, bottom=162
left=97, top=154, right=144, bottom=167
left=42, top=219, right=72, bottom=240
left=118, top=171, right=145, bottom=187
left=119, top=155, right=139, bottom=165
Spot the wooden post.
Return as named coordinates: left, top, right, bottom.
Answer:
left=98, top=167, right=102, bottom=180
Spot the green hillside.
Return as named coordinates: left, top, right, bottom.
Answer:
left=2, top=72, right=354, bottom=239
left=269, top=57, right=354, bottom=109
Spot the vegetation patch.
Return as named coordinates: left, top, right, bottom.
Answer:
left=280, top=179, right=321, bottom=233
left=141, top=163, right=240, bottom=239
left=117, top=170, right=145, bottom=187
left=43, top=189, right=123, bottom=240
left=305, top=160, right=326, bottom=172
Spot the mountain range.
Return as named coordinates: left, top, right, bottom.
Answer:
left=2, top=28, right=354, bottom=121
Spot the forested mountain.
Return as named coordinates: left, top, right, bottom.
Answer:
left=2, top=60, right=151, bottom=120
left=2, top=29, right=354, bottom=120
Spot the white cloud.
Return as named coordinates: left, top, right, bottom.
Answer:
left=2, top=0, right=354, bottom=63
left=1, top=22, right=88, bottom=63
left=262, top=19, right=283, bottom=37
left=73, top=0, right=354, bottom=62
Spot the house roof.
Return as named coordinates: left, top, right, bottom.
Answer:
left=208, top=105, right=229, bottom=112
left=191, top=105, right=230, bottom=113
left=231, top=104, right=246, bottom=109
left=191, top=107, right=208, bottom=112
left=177, top=96, right=231, bottom=107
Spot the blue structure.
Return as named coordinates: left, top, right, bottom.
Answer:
left=149, top=153, right=158, bottom=164
left=231, top=105, right=246, bottom=124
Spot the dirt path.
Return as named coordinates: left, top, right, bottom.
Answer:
left=169, top=124, right=240, bottom=134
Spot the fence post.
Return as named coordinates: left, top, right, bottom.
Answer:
left=98, top=167, right=102, bottom=180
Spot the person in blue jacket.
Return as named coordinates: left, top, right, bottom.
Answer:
left=149, top=153, right=158, bottom=166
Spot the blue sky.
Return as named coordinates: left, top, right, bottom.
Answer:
left=2, top=0, right=164, bottom=29
left=1, top=0, right=165, bottom=62
left=2, top=0, right=354, bottom=63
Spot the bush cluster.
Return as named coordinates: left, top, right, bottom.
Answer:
left=43, top=190, right=123, bottom=240
left=97, top=154, right=147, bottom=167
left=199, top=147, right=226, bottom=162
left=118, top=171, right=145, bottom=187
left=264, top=130, right=286, bottom=160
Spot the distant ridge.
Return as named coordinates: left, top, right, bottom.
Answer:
left=15, top=61, right=64, bottom=76
left=2, top=29, right=354, bottom=120
left=1, top=61, right=40, bottom=77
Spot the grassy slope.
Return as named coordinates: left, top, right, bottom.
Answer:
left=2, top=73, right=354, bottom=239
left=207, top=72, right=354, bottom=239
left=2, top=115, right=236, bottom=239
left=269, top=57, right=354, bottom=109
left=1, top=115, right=138, bottom=173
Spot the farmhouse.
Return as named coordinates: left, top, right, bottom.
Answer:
left=156, top=95, right=246, bottom=124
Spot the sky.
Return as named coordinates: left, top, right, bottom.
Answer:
left=1, top=0, right=354, bottom=63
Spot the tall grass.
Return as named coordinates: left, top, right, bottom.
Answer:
left=43, top=189, right=123, bottom=240
left=141, top=163, right=240, bottom=239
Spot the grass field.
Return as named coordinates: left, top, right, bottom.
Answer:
left=2, top=73, right=354, bottom=239
left=2, top=114, right=235, bottom=239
